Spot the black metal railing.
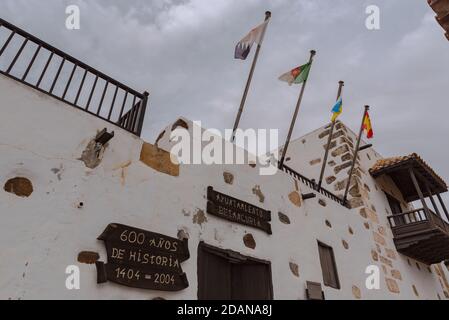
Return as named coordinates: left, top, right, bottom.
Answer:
left=0, top=18, right=149, bottom=136
left=279, top=163, right=346, bottom=206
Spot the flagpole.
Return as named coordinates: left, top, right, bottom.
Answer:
left=231, top=11, right=271, bottom=142
left=278, top=50, right=316, bottom=168
left=342, top=105, right=369, bottom=207
left=317, top=80, right=344, bottom=189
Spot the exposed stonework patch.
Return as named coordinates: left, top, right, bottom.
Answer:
left=332, top=130, right=345, bottom=139
left=364, top=222, right=370, bottom=230
left=289, top=262, right=299, bottom=277
left=140, top=142, right=180, bottom=176
left=193, top=209, right=207, bottom=226
left=325, top=220, right=332, bottom=228
left=359, top=208, right=367, bottom=218
left=391, top=269, right=402, bottom=281
left=318, top=129, right=330, bottom=139
left=309, top=158, right=321, bottom=166
left=331, top=145, right=350, bottom=158
left=4, top=177, right=33, bottom=198
left=223, top=172, right=234, bottom=185
left=377, top=226, right=386, bottom=236
left=334, top=176, right=357, bottom=192
left=326, top=176, right=336, bottom=184
left=385, top=248, right=397, bottom=260
left=371, top=250, right=379, bottom=261
left=278, top=212, right=291, bottom=224
left=412, top=285, right=419, bottom=297
left=349, top=184, right=361, bottom=198
left=342, top=239, right=349, bottom=250
left=376, top=244, right=382, bottom=253
left=348, top=197, right=364, bottom=209
left=380, top=256, right=393, bottom=268
left=373, top=232, right=386, bottom=246
left=366, top=208, right=379, bottom=224
left=177, top=229, right=189, bottom=240
left=323, top=141, right=337, bottom=150
left=318, top=199, right=327, bottom=207
left=382, top=265, right=388, bottom=275
left=77, top=251, right=99, bottom=264
left=335, top=122, right=345, bottom=131
left=252, top=185, right=265, bottom=203
left=79, top=139, right=106, bottom=169
left=288, top=191, right=302, bottom=207
left=352, top=285, right=361, bottom=299
left=243, top=234, right=256, bottom=249
left=386, top=278, right=400, bottom=294
left=348, top=226, right=354, bottom=235
left=341, top=153, right=352, bottom=162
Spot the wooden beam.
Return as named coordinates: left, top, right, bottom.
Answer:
left=437, top=193, right=449, bottom=223
left=409, top=168, right=430, bottom=214
left=424, top=182, right=443, bottom=218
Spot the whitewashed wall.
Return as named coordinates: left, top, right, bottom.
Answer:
left=1, top=75, right=448, bottom=300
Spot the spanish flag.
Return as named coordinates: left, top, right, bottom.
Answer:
left=363, top=111, right=374, bottom=139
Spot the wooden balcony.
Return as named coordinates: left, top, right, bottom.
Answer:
left=388, top=208, right=449, bottom=265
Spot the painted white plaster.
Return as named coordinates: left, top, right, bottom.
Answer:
left=1, top=75, right=448, bottom=300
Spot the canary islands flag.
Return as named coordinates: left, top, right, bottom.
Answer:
left=363, top=111, right=374, bottom=139
left=331, top=96, right=343, bottom=122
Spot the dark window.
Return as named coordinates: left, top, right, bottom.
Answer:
left=197, top=242, right=273, bottom=300
left=386, top=193, right=403, bottom=214
left=318, top=241, right=340, bottom=289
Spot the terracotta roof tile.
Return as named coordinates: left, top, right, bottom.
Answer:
left=369, top=153, right=447, bottom=189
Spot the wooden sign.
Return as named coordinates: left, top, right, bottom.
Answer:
left=96, top=223, right=189, bottom=291
left=96, top=261, right=189, bottom=291
left=207, top=186, right=272, bottom=234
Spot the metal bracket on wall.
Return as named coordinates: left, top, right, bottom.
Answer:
left=95, top=128, right=114, bottom=147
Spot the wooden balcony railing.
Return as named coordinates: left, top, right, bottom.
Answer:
left=388, top=208, right=449, bottom=236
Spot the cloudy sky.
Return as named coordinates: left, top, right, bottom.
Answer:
left=1, top=0, right=448, bottom=192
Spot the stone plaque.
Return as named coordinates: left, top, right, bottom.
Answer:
left=95, top=223, right=189, bottom=291
left=207, top=186, right=272, bottom=234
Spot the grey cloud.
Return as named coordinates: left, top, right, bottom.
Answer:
left=0, top=0, right=448, bottom=202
